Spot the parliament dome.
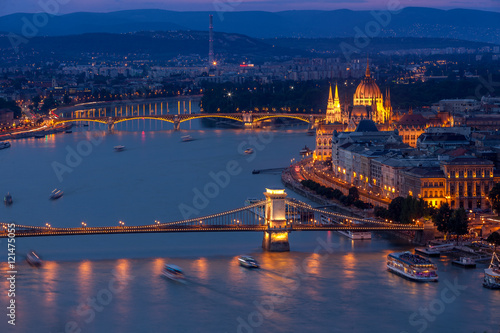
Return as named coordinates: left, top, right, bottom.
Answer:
left=354, top=63, right=382, bottom=102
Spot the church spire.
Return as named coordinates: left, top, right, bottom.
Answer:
left=334, top=83, right=340, bottom=108
left=328, top=84, right=333, bottom=102
left=365, top=56, right=371, bottom=78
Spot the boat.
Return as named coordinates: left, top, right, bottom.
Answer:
left=161, top=264, right=185, bottom=282
left=244, top=148, right=254, bottom=154
left=0, top=141, right=11, bottom=149
left=299, top=145, right=312, bottom=156
left=34, top=132, right=45, bottom=138
left=114, top=145, right=126, bottom=152
left=26, top=251, right=42, bottom=267
left=181, top=135, right=193, bottom=142
left=65, top=129, right=72, bottom=134
left=49, top=189, right=63, bottom=200
left=452, top=257, right=476, bottom=268
left=415, top=246, right=441, bottom=257
left=238, top=256, right=260, bottom=268
left=306, top=129, right=315, bottom=136
left=4, top=193, right=12, bottom=206
left=320, top=215, right=371, bottom=239
left=252, top=170, right=260, bottom=174
left=387, top=251, right=438, bottom=282
left=337, top=230, right=372, bottom=240
left=483, top=252, right=500, bottom=289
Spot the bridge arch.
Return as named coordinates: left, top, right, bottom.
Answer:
left=54, top=118, right=108, bottom=125
left=112, top=116, right=175, bottom=124
left=251, top=115, right=311, bottom=123
left=178, top=114, right=244, bottom=123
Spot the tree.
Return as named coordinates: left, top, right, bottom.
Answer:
left=387, top=197, right=405, bottom=222
left=348, top=187, right=359, bottom=201
left=448, top=208, right=469, bottom=244
left=486, top=231, right=500, bottom=253
left=488, top=183, right=500, bottom=216
left=432, top=203, right=452, bottom=235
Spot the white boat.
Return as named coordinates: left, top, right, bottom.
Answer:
left=244, top=148, right=254, bottom=154
left=162, top=264, right=185, bottom=282
left=306, top=129, right=315, bottom=136
left=238, top=256, right=260, bottom=268
left=181, top=135, right=193, bottom=142
left=26, top=251, right=42, bottom=267
left=114, top=145, right=126, bottom=152
left=299, top=145, right=312, bottom=156
left=452, top=257, right=476, bottom=268
left=337, top=230, right=372, bottom=240
left=483, top=252, right=500, bottom=289
left=49, top=189, right=63, bottom=200
left=387, top=251, right=438, bottom=282
left=0, top=141, right=11, bottom=149
left=415, top=246, right=441, bottom=257
left=320, top=215, right=371, bottom=240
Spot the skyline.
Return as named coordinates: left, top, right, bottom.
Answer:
left=1, top=0, right=500, bottom=16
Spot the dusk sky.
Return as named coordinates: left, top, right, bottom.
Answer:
left=0, top=0, right=499, bottom=16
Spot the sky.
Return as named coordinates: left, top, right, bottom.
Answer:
left=0, top=0, right=499, bottom=16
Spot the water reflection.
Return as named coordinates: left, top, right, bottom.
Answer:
left=77, top=260, right=93, bottom=303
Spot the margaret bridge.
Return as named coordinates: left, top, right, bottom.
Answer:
left=0, top=189, right=431, bottom=251
left=53, top=112, right=324, bottom=131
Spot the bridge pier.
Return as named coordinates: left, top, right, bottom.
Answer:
left=262, top=188, right=290, bottom=252
left=173, top=116, right=180, bottom=131
left=243, top=112, right=254, bottom=129
left=107, top=118, right=115, bottom=132
left=413, top=221, right=436, bottom=245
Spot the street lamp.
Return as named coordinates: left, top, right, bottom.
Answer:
left=119, top=221, right=125, bottom=227
left=81, top=222, right=87, bottom=228
left=45, top=223, right=51, bottom=228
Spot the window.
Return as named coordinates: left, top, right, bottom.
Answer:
left=476, top=183, right=481, bottom=196
left=424, top=182, right=428, bottom=187
left=467, top=170, right=472, bottom=178
left=459, top=171, right=464, bottom=178
left=424, top=191, right=428, bottom=197
left=450, top=184, right=455, bottom=196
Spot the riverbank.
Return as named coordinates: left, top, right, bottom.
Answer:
left=282, top=159, right=422, bottom=244
left=0, top=123, right=72, bottom=141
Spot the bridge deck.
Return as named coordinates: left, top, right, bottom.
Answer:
left=0, top=224, right=422, bottom=238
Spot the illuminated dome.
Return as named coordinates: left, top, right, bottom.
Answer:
left=354, top=64, right=382, bottom=103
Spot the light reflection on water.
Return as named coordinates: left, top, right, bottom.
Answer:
left=0, top=112, right=498, bottom=332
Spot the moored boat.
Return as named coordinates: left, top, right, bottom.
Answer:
left=162, top=264, right=185, bottom=282
left=483, top=252, right=500, bottom=289
left=306, top=129, right=315, bottom=136
left=387, top=251, right=438, bottom=282
left=415, top=246, right=441, bottom=257
left=27, top=250, right=42, bottom=267
left=299, top=145, right=312, bottom=156
left=114, top=145, right=126, bottom=152
left=181, top=135, right=193, bottom=142
left=337, top=230, right=372, bottom=240
left=452, top=257, right=476, bottom=268
left=238, top=256, right=260, bottom=268
left=49, top=189, right=63, bottom=200
left=4, top=192, right=12, bottom=205
left=0, top=141, right=11, bottom=149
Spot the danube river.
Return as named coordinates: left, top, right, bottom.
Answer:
left=0, top=104, right=498, bottom=333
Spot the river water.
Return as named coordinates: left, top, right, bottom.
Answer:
left=0, top=101, right=498, bottom=333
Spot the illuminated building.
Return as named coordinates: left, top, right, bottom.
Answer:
left=349, top=59, right=392, bottom=125
left=325, top=84, right=342, bottom=124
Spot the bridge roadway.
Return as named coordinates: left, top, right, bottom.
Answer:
left=0, top=223, right=423, bottom=238
left=52, top=112, right=325, bottom=130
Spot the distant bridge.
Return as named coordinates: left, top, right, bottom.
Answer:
left=0, top=189, right=427, bottom=251
left=53, top=112, right=325, bottom=130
